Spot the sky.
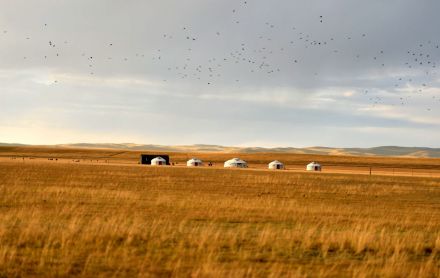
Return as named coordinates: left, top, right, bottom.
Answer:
left=1, top=0, right=440, bottom=148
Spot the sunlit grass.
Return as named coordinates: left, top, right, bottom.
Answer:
left=0, top=161, right=439, bottom=276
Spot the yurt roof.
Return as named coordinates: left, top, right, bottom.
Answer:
left=152, top=156, right=166, bottom=162
left=307, top=161, right=320, bottom=166
left=225, top=158, right=247, bottom=164
left=269, top=160, right=283, bottom=165
left=187, top=158, right=202, bottom=163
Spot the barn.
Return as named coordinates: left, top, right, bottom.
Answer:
left=306, top=162, right=322, bottom=171
left=139, top=154, right=170, bottom=165
left=268, top=160, right=284, bottom=170
left=187, top=158, right=203, bottom=167
left=224, top=158, right=248, bottom=168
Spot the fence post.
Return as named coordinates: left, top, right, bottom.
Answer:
left=369, top=167, right=372, bottom=176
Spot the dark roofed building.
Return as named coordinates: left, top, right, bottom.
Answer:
left=139, top=154, right=170, bottom=165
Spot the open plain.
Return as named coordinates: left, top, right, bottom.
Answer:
left=0, top=146, right=439, bottom=277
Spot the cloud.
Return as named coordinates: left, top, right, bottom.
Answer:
left=0, top=0, right=439, bottom=146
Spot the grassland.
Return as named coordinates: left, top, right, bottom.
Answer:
left=3, top=145, right=440, bottom=170
left=0, top=147, right=439, bottom=277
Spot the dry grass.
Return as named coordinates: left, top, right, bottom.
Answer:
left=0, top=152, right=440, bottom=277
left=3, top=146, right=440, bottom=170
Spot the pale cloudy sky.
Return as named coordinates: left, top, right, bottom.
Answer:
left=1, top=0, right=440, bottom=147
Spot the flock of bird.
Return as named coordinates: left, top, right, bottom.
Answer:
left=1, top=1, right=439, bottom=111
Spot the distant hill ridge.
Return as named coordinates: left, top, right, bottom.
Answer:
left=1, top=143, right=440, bottom=158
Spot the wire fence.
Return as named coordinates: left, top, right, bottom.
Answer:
left=2, top=155, right=440, bottom=178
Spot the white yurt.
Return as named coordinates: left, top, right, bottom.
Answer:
left=151, top=156, right=167, bottom=166
left=224, top=158, right=248, bottom=168
left=187, top=158, right=203, bottom=167
left=306, top=162, right=321, bottom=171
left=268, top=160, right=284, bottom=170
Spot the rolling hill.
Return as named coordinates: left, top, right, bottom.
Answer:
left=1, top=143, right=440, bottom=158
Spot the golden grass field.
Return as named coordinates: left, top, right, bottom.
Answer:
left=0, top=146, right=440, bottom=277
